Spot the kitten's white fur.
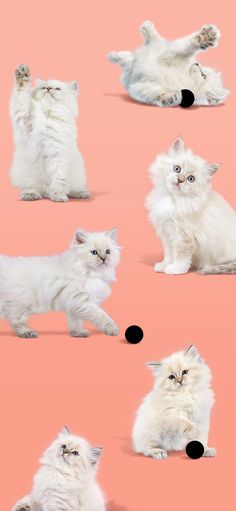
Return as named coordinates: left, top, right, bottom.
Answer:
left=108, top=21, right=228, bottom=107
left=0, top=228, right=120, bottom=337
left=10, top=64, right=90, bottom=202
left=132, top=346, right=216, bottom=459
left=146, top=137, right=236, bottom=274
left=12, top=427, right=105, bottom=511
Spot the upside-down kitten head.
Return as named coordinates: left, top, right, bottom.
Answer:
left=149, top=137, right=219, bottom=199
left=32, top=79, right=79, bottom=115
left=147, top=345, right=212, bottom=392
left=72, top=228, right=121, bottom=270
left=40, top=427, right=102, bottom=476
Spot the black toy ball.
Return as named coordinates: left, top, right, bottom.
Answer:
left=186, top=441, right=204, bottom=459
left=180, top=89, right=195, bottom=108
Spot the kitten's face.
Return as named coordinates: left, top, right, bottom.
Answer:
left=32, top=79, right=78, bottom=114
left=151, top=138, right=219, bottom=199
left=41, top=429, right=102, bottom=475
left=73, top=228, right=121, bottom=270
left=149, top=346, right=211, bottom=392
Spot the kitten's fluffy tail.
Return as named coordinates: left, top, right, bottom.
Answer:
left=200, top=261, right=236, bottom=274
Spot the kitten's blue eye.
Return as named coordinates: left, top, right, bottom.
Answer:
left=72, top=451, right=79, bottom=456
left=55, top=87, right=61, bottom=91
left=168, top=374, right=175, bottom=380
left=187, top=175, right=195, bottom=183
left=173, top=165, right=181, bottom=173
left=91, top=250, right=98, bottom=255
left=106, top=249, right=111, bottom=254
left=182, top=370, right=188, bottom=375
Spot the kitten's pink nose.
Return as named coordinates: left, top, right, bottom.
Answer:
left=177, top=177, right=184, bottom=184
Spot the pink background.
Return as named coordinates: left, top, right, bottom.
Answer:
left=0, top=1, right=235, bottom=510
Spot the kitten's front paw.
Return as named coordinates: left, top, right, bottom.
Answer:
left=148, top=448, right=168, bottom=460
left=18, top=329, right=38, bottom=339
left=165, top=262, right=190, bottom=275
left=159, top=91, right=182, bottom=107
left=14, top=504, right=31, bottom=511
left=50, top=193, right=69, bottom=202
left=195, top=25, right=220, bottom=50
left=15, top=64, right=31, bottom=85
left=21, top=190, right=42, bottom=201
left=69, top=190, right=91, bottom=199
left=203, top=447, right=217, bottom=457
left=70, top=329, right=90, bottom=338
left=154, top=261, right=167, bottom=272
left=103, top=322, right=119, bottom=336
left=140, top=20, right=155, bottom=35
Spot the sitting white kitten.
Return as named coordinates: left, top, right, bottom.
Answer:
left=146, top=137, right=236, bottom=274
left=12, top=427, right=105, bottom=511
left=108, top=21, right=228, bottom=107
left=10, top=64, right=90, bottom=202
left=132, top=346, right=216, bottom=459
left=0, top=228, right=120, bottom=337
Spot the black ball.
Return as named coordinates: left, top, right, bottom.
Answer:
left=125, top=325, right=144, bottom=344
left=186, top=441, right=204, bottom=459
left=180, top=89, right=195, bottom=108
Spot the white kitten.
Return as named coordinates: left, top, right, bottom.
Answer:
left=12, top=427, right=106, bottom=511
left=146, top=137, right=236, bottom=274
left=0, top=228, right=120, bottom=337
left=132, top=346, right=216, bottom=459
left=108, top=21, right=228, bottom=107
left=10, top=64, right=90, bottom=202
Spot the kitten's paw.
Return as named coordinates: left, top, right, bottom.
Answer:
left=154, top=261, right=167, bottom=272
left=149, top=448, right=168, bottom=460
left=69, top=190, right=91, bottom=199
left=203, top=447, right=217, bottom=457
left=103, top=322, right=119, bottom=336
left=18, top=329, right=38, bottom=339
left=107, top=51, right=120, bottom=63
left=159, top=91, right=182, bottom=107
left=140, top=20, right=155, bottom=35
left=195, top=25, right=220, bottom=50
left=14, top=504, right=31, bottom=511
left=50, top=193, right=69, bottom=202
left=21, top=190, right=42, bottom=201
left=70, top=329, right=90, bottom=338
left=15, top=64, right=31, bottom=85
left=165, top=262, right=190, bottom=275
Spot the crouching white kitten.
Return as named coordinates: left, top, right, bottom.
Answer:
left=10, top=64, right=90, bottom=202
left=108, top=21, right=228, bottom=107
left=146, top=137, right=236, bottom=274
left=132, top=346, right=216, bottom=459
left=12, top=427, right=106, bottom=511
left=0, top=228, right=120, bottom=338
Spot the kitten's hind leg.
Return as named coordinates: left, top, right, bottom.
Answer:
left=129, top=82, right=181, bottom=106
left=143, top=446, right=168, bottom=460
left=71, top=299, right=119, bottom=336
left=21, top=189, right=43, bottom=201
left=8, top=314, right=38, bottom=339
left=140, top=20, right=164, bottom=44
left=67, top=313, right=90, bottom=338
left=108, top=51, right=134, bottom=68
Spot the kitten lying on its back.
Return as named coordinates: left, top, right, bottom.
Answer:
left=146, top=137, right=236, bottom=274
left=132, top=346, right=216, bottom=459
left=108, top=21, right=228, bottom=107
left=12, top=427, right=105, bottom=511
left=10, top=64, right=90, bottom=202
left=0, top=228, right=120, bottom=337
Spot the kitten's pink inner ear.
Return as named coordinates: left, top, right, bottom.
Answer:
left=170, top=137, right=185, bottom=154
left=75, top=230, right=87, bottom=244
left=209, top=163, right=220, bottom=174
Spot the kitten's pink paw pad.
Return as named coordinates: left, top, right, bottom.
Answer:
left=15, top=64, right=31, bottom=83
left=196, top=25, right=220, bottom=49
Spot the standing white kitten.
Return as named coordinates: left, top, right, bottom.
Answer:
left=132, top=346, right=216, bottom=459
left=146, top=137, right=236, bottom=274
left=0, top=228, right=120, bottom=337
left=108, top=21, right=228, bottom=106
left=12, top=427, right=106, bottom=511
left=10, top=64, right=90, bottom=202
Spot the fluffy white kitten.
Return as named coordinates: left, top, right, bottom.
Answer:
left=108, top=21, right=228, bottom=107
left=132, top=346, right=216, bottom=459
left=12, top=427, right=105, bottom=511
left=0, top=228, right=120, bottom=337
left=146, top=137, right=236, bottom=274
left=10, top=64, right=90, bottom=202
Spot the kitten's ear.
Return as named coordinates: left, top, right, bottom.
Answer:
left=185, top=345, right=201, bottom=361
left=208, top=163, right=220, bottom=175
left=146, top=361, right=162, bottom=376
left=106, top=228, right=117, bottom=241
left=61, top=425, right=70, bottom=435
left=35, top=79, right=44, bottom=87
left=90, top=447, right=103, bottom=464
left=70, top=80, right=79, bottom=92
left=169, top=137, right=185, bottom=154
left=75, top=229, right=88, bottom=245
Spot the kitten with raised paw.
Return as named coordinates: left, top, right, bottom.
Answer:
left=132, top=346, right=216, bottom=459
left=146, top=137, right=236, bottom=274
left=10, top=64, right=90, bottom=201
left=0, top=228, right=120, bottom=337
left=12, top=427, right=105, bottom=511
left=108, top=21, right=228, bottom=107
